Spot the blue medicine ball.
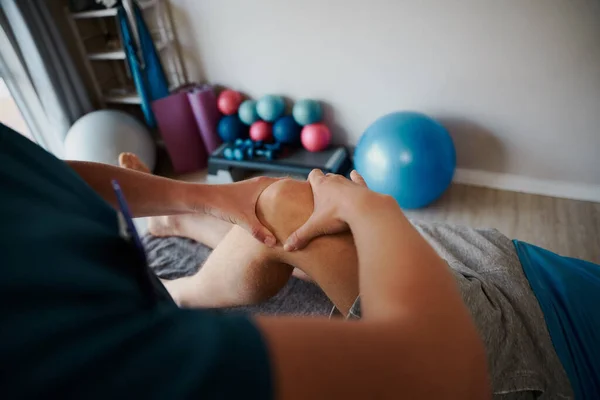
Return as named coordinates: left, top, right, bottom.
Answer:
left=238, top=100, right=259, bottom=125
left=354, top=111, right=455, bottom=209
left=256, top=95, right=285, bottom=122
left=218, top=115, right=247, bottom=142
left=292, top=99, right=322, bottom=126
left=273, top=116, right=301, bottom=145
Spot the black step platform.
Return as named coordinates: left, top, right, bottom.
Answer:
left=208, top=143, right=353, bottom=179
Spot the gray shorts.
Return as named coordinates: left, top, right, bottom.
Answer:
left=331, top=222, right=573, bottom=399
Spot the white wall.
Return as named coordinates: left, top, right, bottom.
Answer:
left=168, top=0, right=600, bottom=193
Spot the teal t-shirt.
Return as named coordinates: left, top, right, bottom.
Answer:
left=0, top=124, right=272, bottom=399
left=514, top=240, right=600, bottom=399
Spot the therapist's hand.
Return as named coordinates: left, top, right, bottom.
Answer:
left=200, top=177, right=281, bottom=247
left=284, top=169, right=369, bottom=251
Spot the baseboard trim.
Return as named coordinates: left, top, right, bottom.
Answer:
left=453, top=168, right=600, bottom=203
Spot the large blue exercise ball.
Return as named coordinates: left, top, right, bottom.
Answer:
left=218, top=115, right=247, bottom=142
left=238, top=100, right=259, bottom=125
left=65, top=110, right=156, bottom=170
left=354, top=111, right=455, bottom=209
left=273, top=115, right=301, bottom=145
left=292, top=99, right=322, bottom=126
left=256, top=95, right=285, bottom=122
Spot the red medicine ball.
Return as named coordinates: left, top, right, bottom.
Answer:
left=218, top=90, right=243, bottom=115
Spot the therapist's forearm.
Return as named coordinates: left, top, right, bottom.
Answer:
left=66, top=161, right=200, bottom=217
left=343, top=193, right=485, bottom=387
left=344, top=194, right=474, bottom=324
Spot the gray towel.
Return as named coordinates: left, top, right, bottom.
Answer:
left=142, top=235, right=333, bottom=316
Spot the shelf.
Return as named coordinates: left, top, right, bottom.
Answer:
left=71, top=0, right=157, bottom=19
left=104, top=90, right=141, bottom=105
left=72, top=8, right=118, bottom=19
left=103, top=82, right=177, bottom=105
left=88, top=49, right=126, bottom=60
left=87, top=39, right=170, bottom=61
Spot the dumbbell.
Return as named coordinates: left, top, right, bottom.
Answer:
left=223, top=146, right=234, bottom=160
left=233, top=147, right=245, bottom=161
left=226, top=140, right=283, bottom=161
left=228, top=139, right=258, bottom=161
left=253, top=142, right=282, bottom=160
left=224, top=138, right=256, bottom=160
left=254, top=148, right=276, bottom=160
left=224, top=142, right=255, bottom=161
left=234, top=138, right=256, bottom=148
left=239, top=141, right=271, bottom=160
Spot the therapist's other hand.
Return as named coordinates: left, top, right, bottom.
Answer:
left=284, top=169, right=368, bottom=251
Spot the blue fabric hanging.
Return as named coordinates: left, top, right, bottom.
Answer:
left=117, top=2, right=169, bottom=127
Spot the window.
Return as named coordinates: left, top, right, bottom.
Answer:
left=0, top=76, right=32, bottom=141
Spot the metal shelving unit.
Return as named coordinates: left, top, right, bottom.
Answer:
left=65, top=0, right=185, bottom=108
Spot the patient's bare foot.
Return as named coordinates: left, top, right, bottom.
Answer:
left=118, top=152, right=182, bottom=237
left=118, top=152, right=151, bottom=174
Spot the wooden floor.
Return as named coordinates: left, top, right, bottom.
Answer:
left=404, top=183, right=600, bottom=263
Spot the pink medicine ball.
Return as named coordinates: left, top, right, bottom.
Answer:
left=249, top=121, right=273, bottom=142
left=301, top=123, right=331, bottom=152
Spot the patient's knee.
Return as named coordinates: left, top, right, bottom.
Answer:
left=256, top=178, right=314, bottom=243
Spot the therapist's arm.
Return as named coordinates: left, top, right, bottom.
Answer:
left=67, top=160, right=194, bottom=217
left=66, top=160, right=279, bottom=245
left=256, top=171, right=490, bottom=399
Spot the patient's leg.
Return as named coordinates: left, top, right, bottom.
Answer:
left=119, top=153, right=306, bottom=282
left=119, top=152, right=359, bottom=314
left=164, top=224, right=295, bottom=308
left=147, top=214, right=232, bottom=250
left=119, top=152, right=232, bottom=249
left=168, top=179, right=360, bottom=315
left=257, top=179, right=360, bottom=314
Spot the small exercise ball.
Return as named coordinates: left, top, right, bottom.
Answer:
left=354, top=111, right=455, bottom=209
left=293, top=99, right=322, bottom=126
left=218, top=115, right=247, bottom=142
left=256, top=95, right=285, bottom=122
left=273, top=116, right=301, bottom=145
left=65, top=110, right=156, bottom=170
left=238, top=100, right=259, bottom=125
left=249, top=121, right=273, bottom=142
left=301, top=123, right=331, bottom=152
left=218, top=90, right=243, bottom=115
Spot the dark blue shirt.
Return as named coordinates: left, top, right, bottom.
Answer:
left=0, top=124, right=272, bottom=399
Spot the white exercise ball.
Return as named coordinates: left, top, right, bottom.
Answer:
left=65, top=110, right=156, bottom=170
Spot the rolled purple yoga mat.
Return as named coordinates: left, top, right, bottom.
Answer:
left=152, top=91, right=208, bottom=173
left=187, top=84, right=222, bottom=153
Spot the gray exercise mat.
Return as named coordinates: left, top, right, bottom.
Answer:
left=142, top=235, right=334, bottom=316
